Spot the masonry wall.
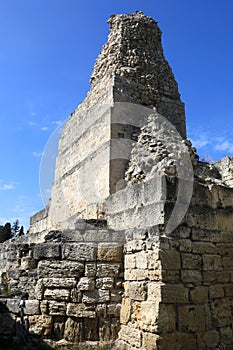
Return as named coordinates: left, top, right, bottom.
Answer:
left=116, top=180, right=233, bottom=350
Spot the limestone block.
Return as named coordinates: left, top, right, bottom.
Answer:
left=125, top=268, right=150, bottom=281
left=203, top=255, right=223, bottom=271
left=85, top=262, right=97, bottom=277
left=28, top=315, right=53, bottom=336
left=211, top=298, right=232, bottom=327
left=35, top=279, right=44, bottom=300
left=220, top=327, right=233, bottom=345
left=125, top=240, right=145, bottom=253
left=96, top=277, right=114, bottom=289
left=77, top=277, right=95, bottom=291
left=62, top=243, right=97, bottom=261
left=83, top=318, right=98, bottom=340
left=64, top=317, right=83, bottom=342
left=181, top=253, right=201, bottom=270
left=82, top=289, right=110, bottom=303
left=66, top=303, right=96, bottom=318
left=42, top=278, right=77, bottom=288
left=125, top=254, right=136, bottom=271
left=158, top=303, right=176, bottom=332
left=53, top=315, right=65, bottom=340
left=161, top=284, right=189, bottom=303
left=190, top=286, right=208, bottom=303
left=38, top=260, right=84, bottom=278
left=44, top=288, right=70, bottom=301
left=70, top=288, right=82, bottom=302
left=118, top=324, right=141, bottom=348
left=140, top=301, right=160, bottom=332
left=209, top=284, right=224, bottom=299
left=178, top=304, right=210, bottom=332
left=33, top=243, right=61, bottom=260
left=181, top=270, right=202, bottom=284
left=97, top=242, right=123, bottom=262
left=161, top=269, right=180, bottom=283
left=192, top=242, right=216, bottom=254
left=197, top=330, right=220, bottom=348
left=107, top=303, right=121, bottom=317
left=135, top=251, right=148, bottom=269
left=120, top=297, right=131, bottom=324
left=125, top=281, right=147, bottom=301
left=177, top=239, right=192, bottom=252
left=191, top=228, right=210, bottom=242
left=142, top=332, right=159, bottom=350
left=223, top=257, right=233, bottom=269
left=111, top=289, right=123, bottom=302
left=159, top=250, right=181, bottom=270
left=48, top=301, right=67, bottom=315
left=40, top=300, right=48, bottom=314
left=96, top=263, right=121, bottom=277
left=147, top=250, right=160, bottom=270
left=216, top=243, right=233, bottom=256
left=158, top=332, right=197, bottom=350
left=24, top=300, right=40, bottom=315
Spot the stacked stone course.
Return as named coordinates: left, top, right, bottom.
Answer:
left=1, top=11, right=233, bottom=350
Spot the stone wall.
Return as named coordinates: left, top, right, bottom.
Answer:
left=116, top=180, right=233, bottom=350
left=0, top=223, right=125, bottom=347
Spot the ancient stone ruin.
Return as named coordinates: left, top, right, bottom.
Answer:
left=1, top=11, right=233, bottom=350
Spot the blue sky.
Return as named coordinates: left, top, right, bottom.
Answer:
left=0, top=0, right=233, bottom=229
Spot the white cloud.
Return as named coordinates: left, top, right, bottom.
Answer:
left=190, top=137, right=209, bottom=149
left=52, top=120, right=63, bottom=125
left=215, top=140, right=233, bottom=153
left=32, top=151, right=42, bottom=158
left=1, top=183, right=16, bottom=191
left=28, top=120, right=38, bottom=127
left=41, top=126, right=49, bottom=131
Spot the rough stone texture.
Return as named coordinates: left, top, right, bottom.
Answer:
left=1, top=11, right=233, bottom=350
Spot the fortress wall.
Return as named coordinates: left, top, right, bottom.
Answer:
left=116, top=181, right=233, bottom=350
left=0, top=226, right=125, bottom=347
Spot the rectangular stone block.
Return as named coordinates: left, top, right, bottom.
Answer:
left=85, top=262, right=96, bottom=277
left=159, top=250, right=181, bottom=270
left=96, top=263, right=121, bottom=277
left=190, top=286, right=208, bottom=303
left=96, top=277, right=114, bottom=289
left=33, top=243, right=61, bottom=259
left=161, top=284, right=189, bottom=304
left=135, top=251, right=148, bottom=269
left=125, top=281, right=147, bottom=301
left=82, top=289, right=110, bottom=303
left=62, top=243, right=97, bottom=261
left=192, top=242, right=216, bottom=254
left=66, top=303, right=96, bottom=318
left=44, top=288, right=70, bottom=301
left=181, top=253, right=201, bottom=270
left=24, top=300, right=40, bottom=315
left=48, top=301, right=67, bottom=315
left=77, top=277, right=95, bottom=291
left=181, top=270, right=202, bottom=284
left=118, top=324, right=141, bottom=348
left=209, top=284, right=224, bottom=299
left=42, top=278, right=76, bottom=288
left=97, top=242, right=123, bottom=262
left=203, top=255, right=223, bottom=271
left=38, top=261, right=84, bottom=278
left=178, top=304, right=210, bottom=332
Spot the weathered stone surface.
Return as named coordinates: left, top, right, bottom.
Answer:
left=48, top=301, right=67, bottom=315
left=44, top=288, right=70, bottom=301
left=85, top=262, right=96, bottom=277
left=24, top=300, right=40, bottom=315
left=66, top=303, right=96, bottom=318
left=53, top=316, right=65, bottom=340
left=82, top=289, right=110, bottom=303
left=96, top=277, right=114, bottom=289
left=120, top=297, right=131, bottom=324
left=190, top=286, right=208, bottom=303
left=178, top=304, right=210, bottom=332
left=198, top=330, right=220, bottom=348
left=142, top=332, right=159, bottom=350
left=62, top=243, right=97, bottom=261
left=159, top=250, right=181, bottom=270
left=118, top=324, right=142, bottom=348
left=38, top=260, right=84, bottom=278
left=33, top=243, right=61, bottom=259
left=97, top=242, right=123, bottom=262
left=64, top=317, right=83, bottom=342
left=77, top=277, right=95, bottom=291
left=125, top=281, right=147, bottom=301
left=96, top=263, right=121, bottom=277
left=28, top=315, right=53, bottom=335
left=42, top=278, right=77, bottom=288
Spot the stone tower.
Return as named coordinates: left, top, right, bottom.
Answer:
left=30, top=12, right=186, bottom=232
